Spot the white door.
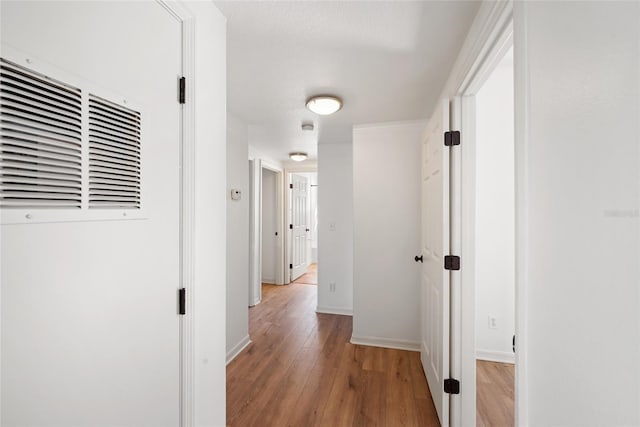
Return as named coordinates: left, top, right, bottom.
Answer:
left=421, top=98, right=451, bottom=426
left=290, top=173, right=309, bottom=281
left=1, top=2, right=182, bottom=425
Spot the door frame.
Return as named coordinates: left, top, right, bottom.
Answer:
left=449, top=3, right=526, bottom=426
left=261, top=162, right=285, bottom=287
left=155, top=1, right=198, bottom=425
left=283, top=164, right=317, bottom=284
left=248, top=159, right=285, bottom=305
left=157, top=1, right=195, bottom=425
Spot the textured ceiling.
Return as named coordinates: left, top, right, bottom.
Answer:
left=216, top=1, right=481, bottom=162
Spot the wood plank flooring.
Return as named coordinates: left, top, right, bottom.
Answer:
left=226, top=282, right=439, bottom=427
left=477, top=360, right=515, bottom=427
left=292, top=262, right=317, bottom=285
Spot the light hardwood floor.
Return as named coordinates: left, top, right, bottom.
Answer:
left=477, top=360, right=515, bottom=426
left=293, top=262, right=317, bottom=285
left=226, top=281, right=439, bottom=426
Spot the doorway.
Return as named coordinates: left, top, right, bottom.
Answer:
left=248, top=160, right=284, bottom=306
left=261, top=168, right=278, bottom=285
left=473, top=47, right=515, bottom=426
left=287, top=172, right=317, bottom=285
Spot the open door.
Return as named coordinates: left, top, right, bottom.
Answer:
left=420, top=98, right=451, bottom=426
left=290, top=173, right=309, bottom=281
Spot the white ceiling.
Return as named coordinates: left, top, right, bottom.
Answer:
left=216, top=1, right=481, bottom=162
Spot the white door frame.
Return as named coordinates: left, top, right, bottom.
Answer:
left=262, top=162, right=285, bottom=287
left=450, top=4, right=525, bottom=426
left=283, top=164, right=317, bottom=284
left=157, top=1, right=195, bottom=425
left=154, top=1, right=200, bottom=425
left=248, top=159, right=285, bottom=305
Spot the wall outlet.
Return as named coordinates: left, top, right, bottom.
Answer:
left=329, top=282, right=336, bottom=292
left=488, top=316, right=498, bottom=329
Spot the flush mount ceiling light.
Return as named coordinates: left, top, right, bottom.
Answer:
left=305, top=95, right=343, bottom=115
left=301, top=122, right=314, bottom=131
left=289, top=152, right=308, bottom=162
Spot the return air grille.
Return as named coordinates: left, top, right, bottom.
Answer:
left=0, top=59, right=82, bottom=208
left=88, top=95, right=141, bottom=209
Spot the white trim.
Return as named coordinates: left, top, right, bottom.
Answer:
left=476, top=350, right=515, bottom=365
left=351, top=335, right=421, bottom=352
left=459, top=94, right=478, bottom=427
left=152, top=2, right=197, bottom=426
left=248, top=159, right=262, bottom=305
left=226, top=336, right=252, bottom=365
left=513, top=3, right=530, bottom=425
left=315, top=306, right=353, bottom=316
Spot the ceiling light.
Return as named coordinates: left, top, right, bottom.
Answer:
left=305, top=95, right=342, bottom=115
left=289, top=152, right=308, bottom=162
left=301, top=123, right=314, bottom=131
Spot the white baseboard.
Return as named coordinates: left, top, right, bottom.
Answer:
left=315, top=305, right=353, bottom=316
left=350, top=335, right=421, bottom=352
left=261, top=279, right=276, bottom=285
left=226, top=335, right=251, bottom=365
left=476, top=349, right=515, bottom=364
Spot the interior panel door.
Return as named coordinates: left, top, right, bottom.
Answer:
left=1, top=2, right=182, bottom=425
left=290, top=173, right=309, bottom=281
left=421, top=98, right=451, bottom=426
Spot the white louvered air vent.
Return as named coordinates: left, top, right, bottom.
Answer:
left=88, top=95, right=141, bottom=209
left=0, top=59, right=83, bottom=208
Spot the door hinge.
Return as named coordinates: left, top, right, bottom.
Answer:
left=513, top=335, right=516, bottom=353
left=444, top=130, right=460, bottom=147
left=289, top=264, right=293, bottom=269
left=179, top=77, right=186, bottom=104
left=444, top=378, right=460, bottom=394
left=289, top=224, right=293, bottom=229
left=289, top=183, right=293, bottom=189
left=178, top=288, right=186, bottom=315
left=444, top=255, right=460, bottom=271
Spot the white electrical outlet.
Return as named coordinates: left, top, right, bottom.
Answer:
left=329, top=282, right=336, bottom=292
left=488, top=316, right=498, bottom=329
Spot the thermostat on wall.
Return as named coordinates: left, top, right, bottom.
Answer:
left=230, top=189, right=242, bottom=201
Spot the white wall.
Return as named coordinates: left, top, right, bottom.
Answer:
left=317, top=143, right=353, bottom=315
left=474, top=49, right=515, bottom=363
left=515, top=2, right=640, bottom=425
left=189, top=3, right=227, bottom=423
left=352, top=122, right=424, bottom=349
left=261, top=168, right=277, bottom=283
left=226, top=114, right=250, bottom=363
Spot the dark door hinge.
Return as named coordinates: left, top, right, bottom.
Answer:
left=289, top=264, right=293, bottom=269
left=444, top=130, right=460, bottom=147
left=289, top=183, right=293, bottom=189
left=178, top=288, right=186, bottom=315
left=289, top=224, right=293, bottom=229
left=444, top=255, right=460, bottom=271
left=444, top=378, right=460, bottom=394
left=179, top=77, right=186, bottom=104
left=513, top=335, right=516, bottom=353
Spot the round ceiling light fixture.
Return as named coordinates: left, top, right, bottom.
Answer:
left=289, top=152, right=308, bottom=162
left=305, top=95, right=343, bottom=115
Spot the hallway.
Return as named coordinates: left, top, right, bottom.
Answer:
left=226, top=282, right=439, bottom=426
